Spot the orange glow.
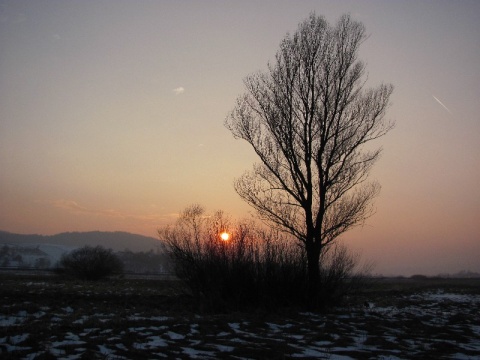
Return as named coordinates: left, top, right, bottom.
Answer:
left=220, top=232, right=230, bottom=241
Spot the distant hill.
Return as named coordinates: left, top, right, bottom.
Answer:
left=0, top=230, right=164, bottom=253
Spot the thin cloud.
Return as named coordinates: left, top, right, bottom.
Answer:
left=173, top=87, right=185, bottom=95
left=52, top=199, right=89, bottom=213
left=51, top=199, right=178, bottom=224
left=432, top=95, right=452, bottom=115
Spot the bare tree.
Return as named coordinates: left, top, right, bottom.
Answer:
left=225, top=13, right=393, bottom=302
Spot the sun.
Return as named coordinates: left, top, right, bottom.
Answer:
left=220, top=232, right=230, bottom=241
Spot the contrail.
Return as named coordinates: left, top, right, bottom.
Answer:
left=432, top=95, right=452, bottom=115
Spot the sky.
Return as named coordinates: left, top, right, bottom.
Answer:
left=1, top=0, right=479, bottom=276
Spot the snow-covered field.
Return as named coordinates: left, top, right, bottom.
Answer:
left=1, top=275, right=479, bottom=359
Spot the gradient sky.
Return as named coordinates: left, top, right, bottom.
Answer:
left=1, top=0, right=479, bottom=275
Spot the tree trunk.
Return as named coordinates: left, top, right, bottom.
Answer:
left=306, top=240, right=321, bottom=309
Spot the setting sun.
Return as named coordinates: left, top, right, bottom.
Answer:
left=220, top=232, right=230, bottom=241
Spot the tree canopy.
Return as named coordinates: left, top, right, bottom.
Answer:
left=225, top=13, right=393, bottom=297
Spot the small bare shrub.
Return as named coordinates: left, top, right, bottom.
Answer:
left=318, top=244, right=373, bottom=308
left=56, top=245, right=123, bottom=281
left=161, top=205, right=308, bottom=310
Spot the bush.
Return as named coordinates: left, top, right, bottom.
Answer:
left=161, top=205, right=371, bottom=311
left=56, top=245, right=123, bottom=281
left=318, top=244, right=373, bottom=308
left=160, top=205, right=304, bottom=310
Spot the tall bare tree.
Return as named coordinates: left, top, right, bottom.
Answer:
left=225, top=13, right=394, bottom=300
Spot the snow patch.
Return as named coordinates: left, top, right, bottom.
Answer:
left=9, top=333, right=29, bottom=344
left=166, top=331, right=185, bottom=340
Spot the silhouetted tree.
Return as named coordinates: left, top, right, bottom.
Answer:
left=225, top=13, right=393, bottom=305
left=57, top=245, right=123, bottom=281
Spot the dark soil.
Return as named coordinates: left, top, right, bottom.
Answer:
left=1, top=274, right=479, bottom=359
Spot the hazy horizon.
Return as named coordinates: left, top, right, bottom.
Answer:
left=1, top=0, right=479, bottom=276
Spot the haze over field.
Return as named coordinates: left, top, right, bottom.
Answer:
left=1, top=0, right=479, bottom=276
